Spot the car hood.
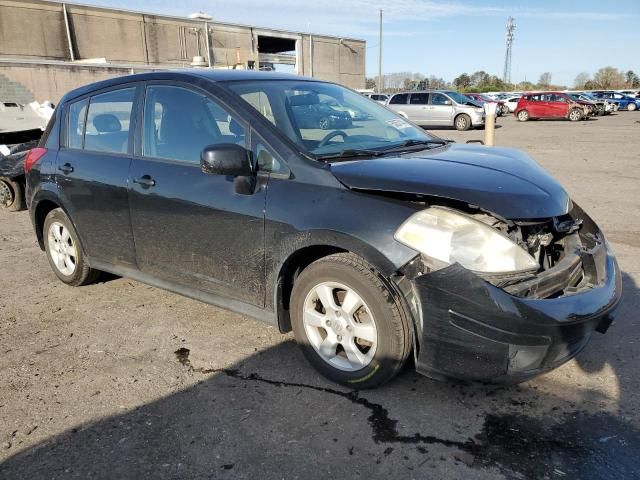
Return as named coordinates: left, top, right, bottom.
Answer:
left=330, top=144, right=571, bottom=219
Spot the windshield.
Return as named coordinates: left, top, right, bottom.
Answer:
left=445, top=91, right=478, bottom=105
left=225, top=80, right=434, bottom=157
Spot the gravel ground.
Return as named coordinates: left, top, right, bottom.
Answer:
left=1, top=113, right=639, bottom=479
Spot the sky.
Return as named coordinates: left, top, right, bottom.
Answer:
left=77, top=0, right=639, bottom=86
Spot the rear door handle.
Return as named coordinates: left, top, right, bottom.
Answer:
left=133, top=175, right=156, bottom=188
left=58, top=163, right=74, bottom=174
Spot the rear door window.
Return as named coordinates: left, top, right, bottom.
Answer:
left=409, top=93, right=429, bottom=105
left=83, top=88, right=136, bottom=154
left=142, top=85, right=246, bottom=163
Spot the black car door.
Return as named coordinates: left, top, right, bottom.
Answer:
left=127, top=83, right=267, bottom=307
left=56, top=86, right=140, bottom=266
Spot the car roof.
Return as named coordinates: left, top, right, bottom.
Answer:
left=60, top=69, right=319, bottom=103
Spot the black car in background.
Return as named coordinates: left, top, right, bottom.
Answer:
left=25, top=71, right=622, bottom=388
left=290, top=97, right=352, bottom=129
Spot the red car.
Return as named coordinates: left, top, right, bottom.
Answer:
left=515, top=92, right=589, bottom=122
left=464, top=93, right=509, bottom=116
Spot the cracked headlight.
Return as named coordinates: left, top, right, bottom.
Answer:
left=394, top=207, right=538, bottom=273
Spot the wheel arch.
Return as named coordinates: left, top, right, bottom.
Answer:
left=270, top=231, right=407, bottom=334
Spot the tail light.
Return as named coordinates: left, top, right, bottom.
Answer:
left=24, top=147, right=47, bottom=174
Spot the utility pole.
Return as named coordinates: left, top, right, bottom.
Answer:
left=503, top=17, right=516, bottom=84
left=377, top=9, right=382, bottom=94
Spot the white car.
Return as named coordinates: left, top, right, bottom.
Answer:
left=363, top=93, right=389, bottom=105
left=503, top=96, right=522, bottom=113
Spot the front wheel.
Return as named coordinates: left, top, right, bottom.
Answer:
left=44, top=208, right=100, bottom=286
left=290, top=253, right=411, bottom=389
left=568, top=109, right=583, bottom=122
left=454, top=114, right=471, bottom=131
left=318, top=117, right=331, bottom=130
left=517, top=110, right=530, bottom=122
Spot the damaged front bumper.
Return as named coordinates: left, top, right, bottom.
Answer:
left=397, top=215, right=622, bottom=384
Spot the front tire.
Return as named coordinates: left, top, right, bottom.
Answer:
left=568, top=109, right=583, bottom=121
left=44, top=208, right=100, bottom=286
left=290, top=253, right=411, bottom=389
left=319, top=117, right=331, bottom=130
left=517, top=110, right=529, bottom=122
left=454, top=114, right=471, bottom=131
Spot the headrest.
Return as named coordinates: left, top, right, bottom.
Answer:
left=93, top=114, right=122, bottom=133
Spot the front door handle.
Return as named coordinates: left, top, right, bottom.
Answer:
left=133, top=175, right=156, bottom=188
left=58, top=163, right=74, bottom=174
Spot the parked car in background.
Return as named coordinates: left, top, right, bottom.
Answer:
left=290, top=100, right=352, bottom=130
left=321, top=98, right=369, bottom=120
left=503, top=96, right=521, bottom=113
left=386, top=90, right=485, bottom=130
left=363, top=93, right=389, bottom=105
left=591, top=91, right=640, bottom=111
left=25, top=70, right=621, bottom=388
left=463, top=93, right=509, bottom=116
left=567, top=93, right=610, bottom=116
left=515, top=92, right=589, bottom=122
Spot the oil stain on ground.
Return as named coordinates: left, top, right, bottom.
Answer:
left=175, top=348, right=640, bottom=479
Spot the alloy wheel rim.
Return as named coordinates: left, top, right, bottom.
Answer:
left=519, top=111, right=528, bottom=120
left=456, top=117, right=467, bottom=129
left=47, top=222, right=77, bottom=276
left=302, top=281, right=378, bottom=372
left=0, top=180, right=13, bottom=207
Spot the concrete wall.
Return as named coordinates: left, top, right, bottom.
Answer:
left=0, top=0, right=366, bottom=101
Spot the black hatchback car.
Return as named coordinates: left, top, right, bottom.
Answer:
left=25, top=71, right=622, bottom=388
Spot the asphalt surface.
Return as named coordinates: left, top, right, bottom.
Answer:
left=1, top=112, right=639, bottom=479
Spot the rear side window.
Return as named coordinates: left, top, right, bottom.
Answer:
left=143, top=85, right=245, bottom=163
left=389, top=94, right=408, bottom=105
left=84, top=88, right=136, bottom=154
left=67, top=98, right=88, bottom=149
left=409, top=93, right=429, bottom=105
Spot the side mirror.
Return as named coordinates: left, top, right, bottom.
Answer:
left=200, top=143, right=252, bottom=176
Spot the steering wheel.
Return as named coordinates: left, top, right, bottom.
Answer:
left=318, top=130, right=348, bottom=147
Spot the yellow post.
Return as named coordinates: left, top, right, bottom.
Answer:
left=484, top=102, right=497, bottom=146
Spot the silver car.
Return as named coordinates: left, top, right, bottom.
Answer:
left=386, top=90, right=485, bottom=131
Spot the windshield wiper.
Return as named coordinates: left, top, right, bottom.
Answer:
left=380, top=138, right=450, bottom=153
left=315, top=149, right=387, bottom=161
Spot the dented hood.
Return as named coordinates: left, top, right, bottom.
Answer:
left=330, top=144, right=571, bottom=219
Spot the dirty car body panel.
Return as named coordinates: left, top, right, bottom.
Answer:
left=25, top=70, right=622, bottom=385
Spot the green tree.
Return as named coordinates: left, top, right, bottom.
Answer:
left=453, top=73, right=471, bottom=89
left=625, top=70, right=640, bottom=88
left=365, top=77, right=376, bottom=90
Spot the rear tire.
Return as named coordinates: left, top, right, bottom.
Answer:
left=0, top=177, right=25, bottom=212
left=454, top=114, right=471, bottom=131
left=517, top=110, right=529, bottom=122
left=628, top=103, right=637, bottom=111
left=319, top=117, right=331, bottom=130
left=290, top=253, right=411, bottom=389
left=43, top=208, right=100, bottom=286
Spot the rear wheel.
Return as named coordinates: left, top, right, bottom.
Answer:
left=568, top=109, right=583, bottom=122
left=628, top=103, right=637, bottom=111
left=319, top=117, right=331, bottom=130
left=517, top=110, right=529, bottom=122
left=454, top=114, right=471, bottom=131
left=0, top=177, right=25, bottom=212
left=290, top=253, right=411, bottom=389
left=501, top=105, right=510, bottom=116
left=44, top=208, right=100, bottom=286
